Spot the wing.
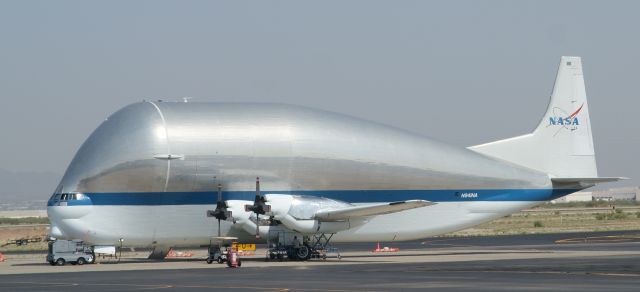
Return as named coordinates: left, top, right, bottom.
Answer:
left=551, top=177, right=627, bottom=184
left=314, top=200, right=434, bottom=221
left=550, top=177, right=628, bottom=189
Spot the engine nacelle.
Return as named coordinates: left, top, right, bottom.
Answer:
left=265, top=194, right=365, bottom=234
left=226, top=200, right=273, bottom=238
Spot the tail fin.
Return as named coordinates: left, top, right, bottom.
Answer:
left=469, top=56, right=597, bottom=178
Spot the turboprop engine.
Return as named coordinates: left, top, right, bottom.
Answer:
left=227, top=195, right=365, bottom=236
left=226, top=200, right=274, bottom=239
left=266, top=194, right=365, bottom=234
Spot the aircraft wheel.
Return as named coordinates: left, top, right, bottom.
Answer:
left=296, top=246, right=311, bottom=261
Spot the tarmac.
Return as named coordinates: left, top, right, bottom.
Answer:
left=1, top=231, right=639, bottom=291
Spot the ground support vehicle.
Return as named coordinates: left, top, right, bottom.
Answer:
left=46, top=240, right=94, bottom=266
left=205, top=237, right=236, bottom=264
left=266, top=231, right=339, bottom=261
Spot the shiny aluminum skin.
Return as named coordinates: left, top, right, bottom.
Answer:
left=57, top=101, right=551, bottom=195
left=47, top=101, right=556, bottom=246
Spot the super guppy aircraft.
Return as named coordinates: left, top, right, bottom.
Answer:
left=47, top=56, right=623, bottom=258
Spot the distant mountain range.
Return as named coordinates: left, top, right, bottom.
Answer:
left=0, top=169, right=61, bottom=203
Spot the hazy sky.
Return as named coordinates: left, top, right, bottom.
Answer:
left=0, top=0, right=638, bottom=189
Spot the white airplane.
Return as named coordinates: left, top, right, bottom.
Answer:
left=47, top=56, right=624, bottom=259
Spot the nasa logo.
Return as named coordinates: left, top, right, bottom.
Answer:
left=548, top=103, right=584, bottom=126
left=549, top=116, right=579, bottom=126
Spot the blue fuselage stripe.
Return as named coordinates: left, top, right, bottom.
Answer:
left=48, top=189, right=579, bottom=206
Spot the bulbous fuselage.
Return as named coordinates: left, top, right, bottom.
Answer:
left=48, top=101, right=559, bottom=247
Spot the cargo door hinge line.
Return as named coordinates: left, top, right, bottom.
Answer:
left=148, top=101, right=171, bottom=192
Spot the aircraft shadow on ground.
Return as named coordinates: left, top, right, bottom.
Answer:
left=8, top=250, right=549, bottom=267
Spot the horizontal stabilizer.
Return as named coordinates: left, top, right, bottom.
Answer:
left=551, top=177, right=628, bottom=184
left=314, top=200, right=433, bottom=221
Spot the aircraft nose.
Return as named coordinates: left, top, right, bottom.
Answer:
left=48, top=224, right=65, bottom=239
left=47, top=192, right=93, bottom=219
left=46, top=192, right=96, bottom=240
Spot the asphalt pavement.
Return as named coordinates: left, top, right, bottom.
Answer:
left=1, top=231, right=639, bottom=291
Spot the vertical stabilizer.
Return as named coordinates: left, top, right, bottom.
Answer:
left=469, top=56, right=597, bottom=178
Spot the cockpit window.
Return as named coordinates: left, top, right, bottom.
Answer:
left=50, top=193, right=85, bottom=202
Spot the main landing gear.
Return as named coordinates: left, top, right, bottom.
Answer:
left=266, top=231, right=340, bottom=261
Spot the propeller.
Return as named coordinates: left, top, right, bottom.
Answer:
left=207, top=182, right=232, bottom=237
left=245, top=177, right=270, bottom=239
